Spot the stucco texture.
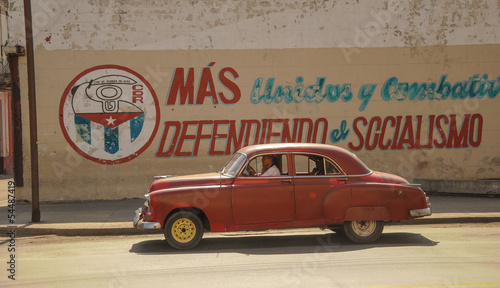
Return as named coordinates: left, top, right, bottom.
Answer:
left=7, top=0, right=500, bottom=201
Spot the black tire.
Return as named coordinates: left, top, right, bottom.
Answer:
left=343, top=220, right=384, bottom=244
left=164, top=211, right=204, bottom=250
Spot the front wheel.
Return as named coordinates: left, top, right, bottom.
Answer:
left=343, top=220, right=384, bottom=244
left=164, top=211, right=204, bottom=249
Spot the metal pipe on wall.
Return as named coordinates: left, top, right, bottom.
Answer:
left=23, top=0, right=40, bottom=222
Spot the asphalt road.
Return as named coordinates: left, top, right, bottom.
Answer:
left=2, top=223, right=500, bottom=288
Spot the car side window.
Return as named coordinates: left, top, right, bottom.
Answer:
left=294, top=154, right=341, bottom=176
left=294, top=155, right=312, bottom=175
left=325, top=159, right=341, bottom=174
left=241, top=154, right=288, bottom=177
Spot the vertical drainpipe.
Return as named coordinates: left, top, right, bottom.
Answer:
left=23, top=0, right=40, bottom=222
left=7, top=51, right=24, bottom=187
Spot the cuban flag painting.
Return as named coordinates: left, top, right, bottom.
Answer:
left=59, top=66, right=160, bottom=164
left=71, top=75, right=145, bottom=154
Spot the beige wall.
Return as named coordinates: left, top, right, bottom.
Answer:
left=7, top=0, right=500, bottom=201
left=15, top=45, right=500, bottom=201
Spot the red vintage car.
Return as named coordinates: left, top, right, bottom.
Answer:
left=133, top=143, right=431, bottom=249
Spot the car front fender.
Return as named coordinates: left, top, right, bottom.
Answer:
left=150, top=185, right=219, bottom=223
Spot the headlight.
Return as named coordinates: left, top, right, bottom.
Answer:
left=144, top=193, right=150, bottom=207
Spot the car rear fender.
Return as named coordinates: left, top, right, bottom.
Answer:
left=349, top=182, right=412, bottom=221
left=344, top=206, right=391, bottom=221
left=322, top=185, right=352, bottom=222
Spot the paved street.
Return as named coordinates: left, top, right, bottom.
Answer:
left=1, top=223, right=500, bottom=288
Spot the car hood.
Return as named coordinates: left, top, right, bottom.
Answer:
left=149, top=172, right=221, bottom=192
left=373, top=171, right=409, bottom=184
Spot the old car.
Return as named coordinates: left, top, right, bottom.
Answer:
left=133, top=143, right=431, bottom=249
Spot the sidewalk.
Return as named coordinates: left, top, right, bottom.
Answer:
left=1, top=178, right=500, bottom=237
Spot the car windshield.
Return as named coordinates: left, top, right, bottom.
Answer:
left=220, top=153, right=247, bottom=177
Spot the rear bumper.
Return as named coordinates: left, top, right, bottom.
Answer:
left=133, top=208, right=162, bottom=230
left=410, top=197, right=432, bottom=217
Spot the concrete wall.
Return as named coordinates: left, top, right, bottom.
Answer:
left=7, top=0, right=500, bottom=201
left=416, top=178, right=500, bottom=195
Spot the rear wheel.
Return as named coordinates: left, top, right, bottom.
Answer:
left=164, top=211, right=204, bottom=249
left=343, top=220, right=384, bottom=244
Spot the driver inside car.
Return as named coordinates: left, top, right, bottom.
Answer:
left=247, top=155, right=281, bottom=176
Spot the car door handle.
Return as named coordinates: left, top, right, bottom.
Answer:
left=338, top=177, right=349, bottom=181
left=282, top=179, right=292, bottom=183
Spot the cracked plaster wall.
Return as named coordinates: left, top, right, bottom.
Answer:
left=7, top=0, right=500, bottom=201
left=6, top=0, right=500, bottom=50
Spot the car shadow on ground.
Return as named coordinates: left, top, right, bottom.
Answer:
left=129, top=232, right=438, bottom=255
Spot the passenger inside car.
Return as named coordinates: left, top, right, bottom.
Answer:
left=311, top=156, right=325, bottom=175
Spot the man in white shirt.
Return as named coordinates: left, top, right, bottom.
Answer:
left=261, top=164, right=280, bottom=176
left=247, top=155, right=281, bottom=176
left=260, top=155, right=281, bottom=176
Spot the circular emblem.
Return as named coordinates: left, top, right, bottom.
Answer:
left=59, top=65, right=160, bottom=164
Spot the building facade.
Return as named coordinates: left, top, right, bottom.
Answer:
left=7, top=0, right=500, bottom=201
left=0, top=0, right=12, bottom=175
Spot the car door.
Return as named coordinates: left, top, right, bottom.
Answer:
left=231, top=153, right=295, bottom=225
left=292, top=153, right=349, bottom=221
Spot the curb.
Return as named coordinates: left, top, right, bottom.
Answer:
left=0, top=226, right=162, bottom=237
left=396, top=216, right=500, bottom=225
left=2, top=216, right=500, bottom=237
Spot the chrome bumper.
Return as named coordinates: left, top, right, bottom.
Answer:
left=410, top=197, right=432, bottom=217
left=133, top=208, right=161, bottom=230
left=410, top=208, right=432, bottom=217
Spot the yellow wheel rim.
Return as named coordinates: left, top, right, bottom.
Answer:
left=171, top=218, right=197, bottom=243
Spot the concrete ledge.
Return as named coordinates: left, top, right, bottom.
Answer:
left=415, top=178, right=500, bottom=196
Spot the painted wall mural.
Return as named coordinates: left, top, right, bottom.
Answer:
left=60, top=63, right=498, bottom=164
left=11, top=0, right=498, bottom=201
left=250, top=74, right=500, bottom=111
left=59, top=65, right=160, bottom=164
left=348, top=114, right=483, bottom=151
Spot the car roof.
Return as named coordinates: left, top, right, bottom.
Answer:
left=237, top=143, right=371, bottom=175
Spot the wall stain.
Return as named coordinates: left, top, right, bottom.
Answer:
left=435, top=157, right=464, bottom=179
left=395, top=0, right=492, bottom=57
left=474, top=155, right=500, bottom=179
left=10, top=0, right=497, bottom=51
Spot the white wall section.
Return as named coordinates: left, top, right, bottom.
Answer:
left=7, top=0, right=500, bottom=51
